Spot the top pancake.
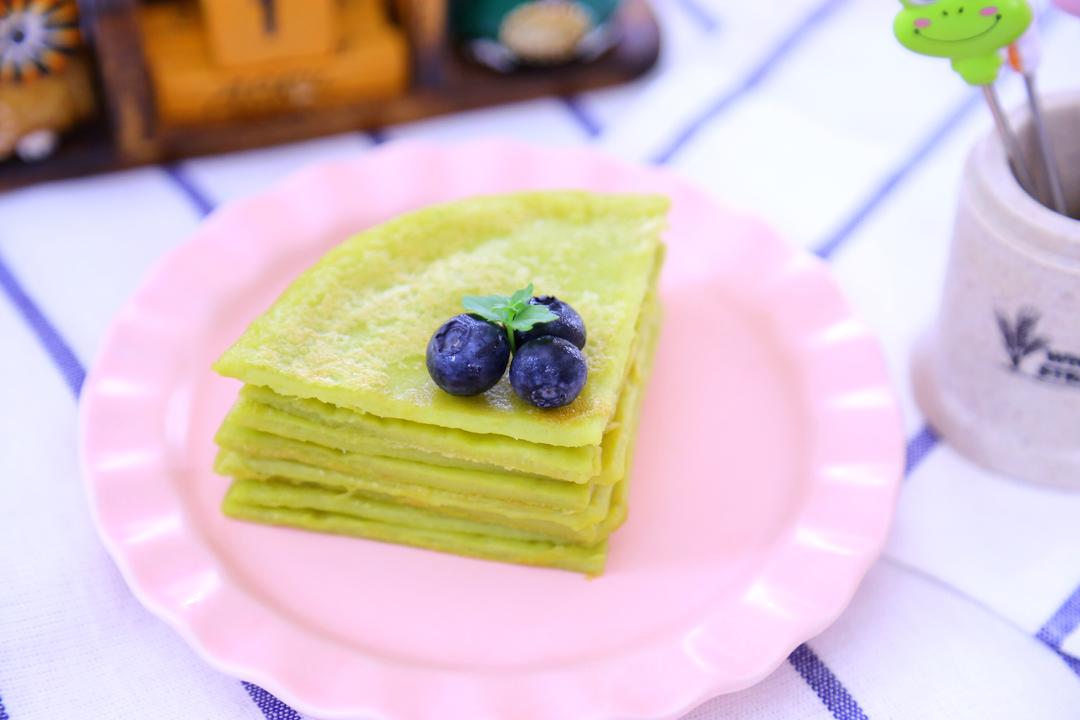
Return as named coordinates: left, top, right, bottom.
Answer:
left=214, top=191, right=667, bottom=447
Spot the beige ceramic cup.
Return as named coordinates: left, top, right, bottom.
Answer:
left=914, top=92, right=1080, bottom=490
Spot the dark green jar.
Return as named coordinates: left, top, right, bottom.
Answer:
left=451, top=0, right=623, bottom=71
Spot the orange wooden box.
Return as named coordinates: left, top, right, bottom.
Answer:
left=199, top=0, right=337, bottom=67
left=140, top=0, right=408, bottom=124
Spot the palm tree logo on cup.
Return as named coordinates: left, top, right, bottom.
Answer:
left=996, top=307, right=1048, bottom=371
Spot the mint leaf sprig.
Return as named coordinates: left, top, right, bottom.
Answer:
left=462, top=284, right=557, bottom=351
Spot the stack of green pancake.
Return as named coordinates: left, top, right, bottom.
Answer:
left=213, top=191, right=666, bottom=575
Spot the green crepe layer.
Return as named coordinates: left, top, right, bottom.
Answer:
left=225, top=478, right=563, bottom=543
left=217, top=299, right=658, bottom=553
left=221, top=465, right=632, bottom=575
left=218, top=451, right=618, bottom=544
left=223, top=500, right=610, bottom=575
left=216, top=298, right=658, bottom=511
left=214, top=192, right=667, bottom=448
left=221, top=292, right=656, bottom=503
left=214, top=192, right=666, bottom=574
left=240, top=385, right=600, bottom=483
left=216, top=421, right=592, bottom=511
left=219, top=365, right=639, bottom=503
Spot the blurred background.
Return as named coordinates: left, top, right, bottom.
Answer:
left=0, top=0, right=659, bottom=187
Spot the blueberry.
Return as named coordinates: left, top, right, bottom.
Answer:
left=426, top=314, right=510, bottom=396
left=509, top=336, right=588, bottom=409
left=513, top=296, right=586, bottom=350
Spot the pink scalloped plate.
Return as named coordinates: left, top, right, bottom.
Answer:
left=80, top=140, right=903, bottom=720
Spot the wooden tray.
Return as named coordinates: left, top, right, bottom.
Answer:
left=0, top=0, right=659, bottom=191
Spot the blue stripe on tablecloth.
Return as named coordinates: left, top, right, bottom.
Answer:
left=561, top=96, right=603, bottom=138
left=904, top=425, right=940, bottom=478
left=1058, top=650, right=1080, bottom=678
left=813, top=90, right=981, bottom=260
left=1037, top=585, right=1080, bottom=650
left=650, top=0, right=848, bottom=165
left=0, top=249, right=85, bottom=396
left=673, top=0, right=721, bottom=32
left=242, top=682, right=303, bottom=720
left=0, top=692, right=9, bottom=720
left=1037, top=584, right=1080, bottom=680
left=788, top=644, right=870, bottom=720
left=163, top=164, right=215, bottom=218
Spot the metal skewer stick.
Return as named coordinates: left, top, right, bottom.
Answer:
left=1021, top=72, right=1067, bottom=213
left=1008, top=32, right=1069, bottom=213
left=981, top=84, right=1039, bottom=201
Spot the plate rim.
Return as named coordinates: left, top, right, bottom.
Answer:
left=79, top=139, right=904, bottom=720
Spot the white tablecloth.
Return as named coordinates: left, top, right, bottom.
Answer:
left=2, top=1, right=1079, bottom=718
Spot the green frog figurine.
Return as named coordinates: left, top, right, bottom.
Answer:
left=452, top=0, right=622, bottom=72
left=893, top=0, right=1033, bottom=86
